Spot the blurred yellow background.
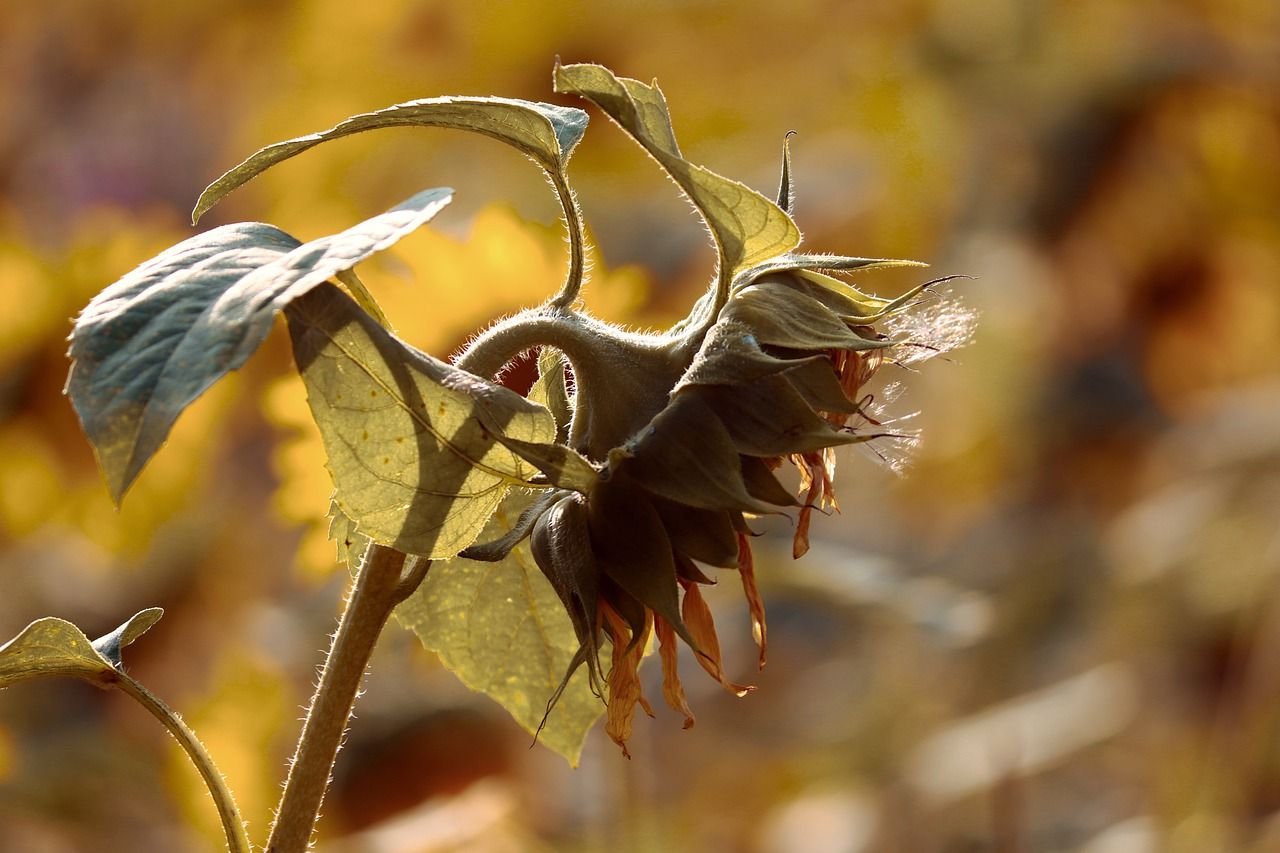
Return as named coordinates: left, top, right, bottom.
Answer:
left=2, top=1, right=1279, bottom=851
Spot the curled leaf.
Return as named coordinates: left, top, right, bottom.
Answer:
left=194, top=98, right=586, bottom=222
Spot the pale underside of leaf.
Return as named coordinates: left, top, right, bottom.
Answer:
left=67, top=187, right=452, bottom=502
left=193, top=97, right=587, bottom=223
left=285, top=283, right=557, bottom=559
left=394, top=491, right=602, bottom=765
left=554, top=62, right=800, bottom=301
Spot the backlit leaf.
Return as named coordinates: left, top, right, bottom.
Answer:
left=395, top=491, right=603, bottom=765
left=284, top=283, right=556, bottom=558
left=554, top=62, right=800, bottom=295
left=194, top=97, right=587, bottom=223
left=67, top=187, right=452, bottom=502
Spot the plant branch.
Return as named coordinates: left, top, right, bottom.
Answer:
left=266, top=544, right=425, bottom=853
left=114, top=673, right=251, bottom=853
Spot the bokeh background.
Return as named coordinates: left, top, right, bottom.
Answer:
left=2, top=1, right=1279, bottom=851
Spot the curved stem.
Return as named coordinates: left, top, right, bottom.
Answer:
left=113, top=673, right=251, bottom=853
left=266, top=545, right=426, bottom=853
left=454, top=309, right=595, bottom=380
left=548, top=172, right=586, bottom=309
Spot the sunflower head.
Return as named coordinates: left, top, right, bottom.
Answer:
left=456, top=118, right=973, bottom=751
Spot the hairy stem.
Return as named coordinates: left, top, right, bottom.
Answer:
left=266, top=546, right=426, bottom=853
left=548, top=173, right=586, bottom=309
left=114, top=673, right=251, bottom=853
left=454, top=309, right=593, bottom=380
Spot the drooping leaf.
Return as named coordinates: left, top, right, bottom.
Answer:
left=395, top=491, right=603, bottom=765
left=194, top=97, right=587, bottom=223
left=0, top=609, right=159, bottom=687
left=67, top=187, right=452, bottom=501
left=554, top=62, right=800, bottom=295
left=285, top=283, right=556, bottom=558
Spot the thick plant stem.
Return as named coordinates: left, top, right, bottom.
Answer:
left=266, top=545, right=424, bottom=853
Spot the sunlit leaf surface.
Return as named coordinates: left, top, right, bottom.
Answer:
left=284, top=284, right=556, bottom=558
left=395, top=491, right=603, bottom=765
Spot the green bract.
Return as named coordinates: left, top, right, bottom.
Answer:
left=64, top=62, right=969, bottom=764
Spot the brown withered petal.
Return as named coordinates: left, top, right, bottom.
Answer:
left=602, top=603, right=654, bottom=757
left=655, top=616, right=695, bottom=729
left=736, top=533, right=768, bottom=669
left=679, top=578, right=753, bottom=697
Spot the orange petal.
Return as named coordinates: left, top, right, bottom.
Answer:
left=737, top=533, right=768, bottom=669
left=602, top=603, right=653, bottom=757
left=680, top=578, right=754, bottom=696
left=655, top=616, right=695, bottom=729
left=792, top=460, right=824, bottom=558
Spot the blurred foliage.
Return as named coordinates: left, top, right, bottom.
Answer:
left=2, top=0, right=1279, bottom=851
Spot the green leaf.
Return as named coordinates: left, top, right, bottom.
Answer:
left=284, top=283, right=557, bottom=558
left=193, top=97, right=588, bottom=223
left=0, top=609, right=159, bottom=687
left=67, top=187, right=452, bottom=502
left=554, top=62, right=801, bottom=295
left=395, top=491, right=603, bottom=765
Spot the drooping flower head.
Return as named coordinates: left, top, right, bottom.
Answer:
left=455, top=65, right=976, bottom=755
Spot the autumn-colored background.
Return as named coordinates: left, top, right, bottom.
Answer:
left=2, top=1, right=1279, bottom=851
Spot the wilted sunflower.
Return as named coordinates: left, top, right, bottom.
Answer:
left=444, top=69, right=975, bottom=756
left=64, top=61, right=973, bottom=762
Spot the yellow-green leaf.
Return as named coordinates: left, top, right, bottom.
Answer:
left=395, top=491, right=603, bottom=765
left=193, top=97, right=588, bottom=223
left=554, top=62, right=800, bottom=296
left=285, top=283, right=557, bottom=558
